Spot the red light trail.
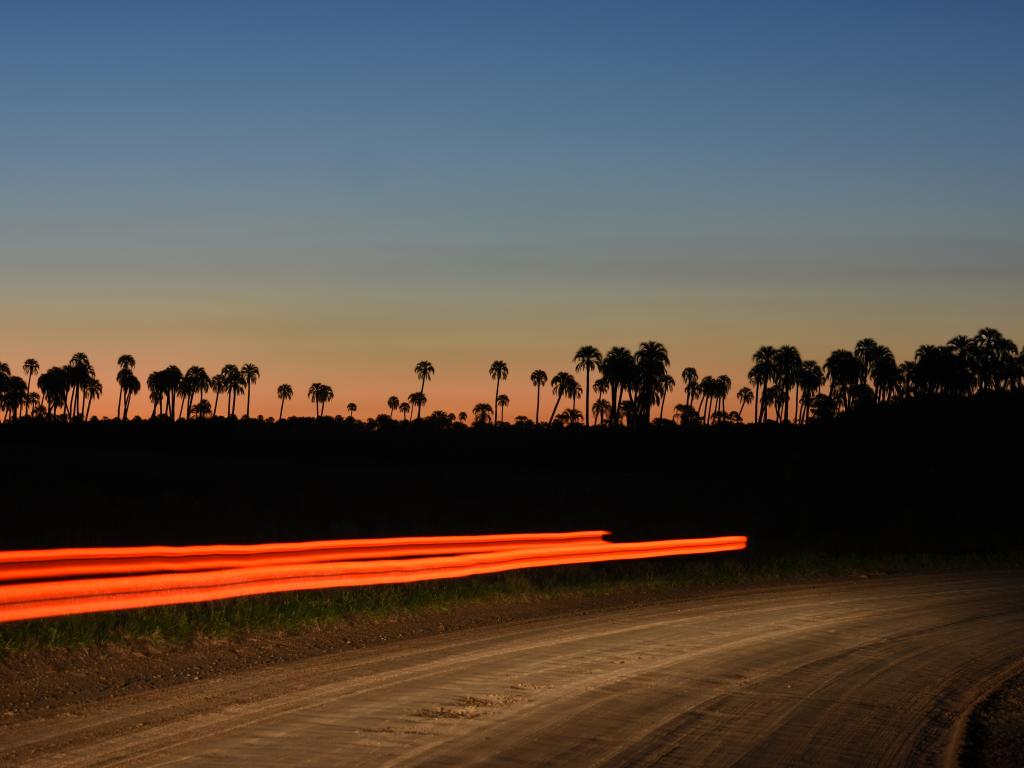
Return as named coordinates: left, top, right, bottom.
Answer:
left=0, top=533, right=747, bottom=623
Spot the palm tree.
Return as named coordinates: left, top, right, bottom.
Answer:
left=634, top=341, right=670, bottom=423
left=120, top=373, right=140, bottom=420
left=21, top=359, right=39, bottom=417
left=749, top=346, right=776, bottom=424
left=346, top=402, right=357, bottom=418
left=601, top=347, right=634, bottom=425
left=458, top=411, right=468, bottom=424
left=736, top=386, right=754, bottom=421
left=657, top=373, right=675, bottom=419
left=308, top=383, right=323, bottom=417
left=191, top=399, right=212, bottom=419
left=592, top=397, right=611, bottom=425
left=240, top=363, right=260, bottom=418
left=277, top=384, right=293, bottom=420
left=496, top=393, right=509, bottom=422
left=681, top=367, right=699, bottom=407
left=66, top=353, right=95, bottom=419
left=210, top=374, right=225, bottom=417
left=573, top=346, right=602, bottom=426
left=83, top=377, right=102, bottom=419
left=796, top=361, right=824, bottom=422
left=530, top=369, right=548, bottom=424
left=547, top=372, right=575, bottom=424
left=181, top=366, right=210, bottom=419
left=387, top=395, right=400, bottom=418
left=772, top=345, right=802, bottom=422
left=489, top=360, right=508, bottom=422
left=307, top=383, right=334, bottom=417
left=37, top=367, right=69, bottom=419
left=409, top=391, right=427, bottom=419
left=472, top=402, right=493, bottom=425
left=823, top=350, right=864, bottom=411
left=414, top=361, right=435, bottom=395
left=115, top=368, right=130, bottom=420
left=220, top=364, right=245, bottom=417
left=399, top=402, right=411, bottom=420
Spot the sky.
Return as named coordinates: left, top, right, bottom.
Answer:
left=2, top=1, right=1023, bottom=419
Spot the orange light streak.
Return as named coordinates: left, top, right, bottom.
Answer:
left=0, top=532, right=609, bottom=582
left=0, top=533, right=747, bottom=624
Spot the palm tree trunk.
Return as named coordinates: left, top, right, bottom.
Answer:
left=246, top=385, right=252, bottom=418
left=494, top=380, right=500, bottom=424
left=549, top=394, right=562, bottom=424
left=584, top=370, right=591, bottom=427
left=535, top=385, right=540, bottom=424
left=279, top=399, right=285, bottom=420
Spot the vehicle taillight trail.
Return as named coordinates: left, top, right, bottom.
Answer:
left=0, top=532, right=747, bottom=623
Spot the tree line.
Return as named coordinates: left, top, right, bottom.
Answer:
left=1, top=327, right=1020, bottom=426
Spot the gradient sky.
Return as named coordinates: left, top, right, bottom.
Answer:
left=3, top=1, right=1023, bottom=419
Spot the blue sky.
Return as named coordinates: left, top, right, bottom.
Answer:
left=2, top=1, right=1022, bottom=416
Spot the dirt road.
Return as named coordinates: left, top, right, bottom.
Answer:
left=2, top=572, right=1022, bottom=767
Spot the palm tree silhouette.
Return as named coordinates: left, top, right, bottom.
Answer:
left=530, top=369, right=548, bottom=424
left=592, top=397, right=610, bottom=425
left=387, top=395, right=400, bottom=418
left=547, top=372, right=580, bottom=424
left=773, top=345, right=801, bottom=422
left=414, top=361, right=435, bottom=395
left=277, top=384, right=293, bottom=420
left=634, top=341, right=670, bottom=423
left=681, top=367, right=698, bottom=407
left=489, top=360, right=508, bottom=423
left=83, top=377, right=102, bottom=419
left=220, top=365, right=244, bottom=418
left=573, top=346, right=602, bottom=426
left=458, top=411, right=468, bottom=424
left=736, top=386, right=754, bottom=421
left=409, top=391, right=427, bottom=419
left=399, top=402, right=411, bottom=420
left=749, top=346, right=776, bottom=424
left=823, top=350, right=863, bottom=412
left=210, top=374, right=225, bottom=417
left=601, top=347, right=633, bottom=425
left=191, top=399, right=213, bottom=419
left=241, top=363, right=260, bottom=418
left=307, top=383, right=322, bottom=416
left=496, top=393, right=509, bottom=422
left=472, top=402, right=493, bottom=424
left=346, top=402, right=357, bottom=418
left=182, top=366, right=210, bottom=420
left=120, top=372, right=140, bottom=420
left=307, top=383, right=335, bottom=418
left=22, top=359, right=39, bottom=417
left=658, top=373, right=675, bottom=420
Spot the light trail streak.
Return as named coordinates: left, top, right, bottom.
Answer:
left=0, top=531, right=609, bottom=582
left=0, top=533, right=747, bottom=624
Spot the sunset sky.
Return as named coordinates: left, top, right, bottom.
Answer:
left=3, top=1, right=1022, bottom=419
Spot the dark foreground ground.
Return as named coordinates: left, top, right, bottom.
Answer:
left=2, top=393, right=1022, bottom=555
left=0, top=571, right=1021, bottom=767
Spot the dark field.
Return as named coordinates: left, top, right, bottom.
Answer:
left=1, top=393, right=1021, bottom=554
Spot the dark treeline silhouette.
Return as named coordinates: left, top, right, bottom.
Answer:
left=2, top=328, right=1022, bottom=426
left=1, top=391, right=1021, bottom=556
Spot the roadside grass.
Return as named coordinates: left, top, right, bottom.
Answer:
left=1, top=551, right=1020, bottom=657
